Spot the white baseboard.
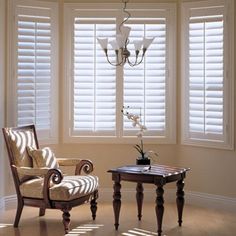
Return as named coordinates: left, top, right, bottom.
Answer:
left=0, top=197, right=4, bottom=211
left=4, top=194, right=17, bottom=209
left=185, top=191, right=236, bottom=212
left=3, top=190, right=236, bottom=213
left=99, top=188, right=236, bottom=212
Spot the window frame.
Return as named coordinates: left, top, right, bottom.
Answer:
left=63, top=3, right=176, bottom=144
left=7, top=0, right=59, bottom=144
left=181, top=0, right=234, bottom=149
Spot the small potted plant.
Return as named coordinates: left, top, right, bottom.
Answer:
left=122, top=106, right=158, bottom=165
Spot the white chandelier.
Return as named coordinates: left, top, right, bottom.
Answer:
left=97, top=0, right=155, bottom=67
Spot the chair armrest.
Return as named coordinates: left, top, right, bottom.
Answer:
left=57, top=158, right=94, bottom=175
left=16, top=166, right=50, bottom=176
left=75, top=159, right=94, bottom=175
left=14, top=165, right=63, bottom=208
left=57, top=158, right=82, bottom=166
left=43, top=169, right=63, bottom=207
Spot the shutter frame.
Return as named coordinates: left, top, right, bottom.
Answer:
left=9, top=0, right=58, bottom=143
left=181, top=0, right=234, bottom=149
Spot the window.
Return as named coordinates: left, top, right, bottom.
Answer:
left=181, top=0, right=234, bottom=149
left=64, top=3, right=176, bottom=143
left=123, top=19, right=168, bottom=138
left=73, top=17, right=117, bottom=136
left=8, top=0, right=58, bottom=143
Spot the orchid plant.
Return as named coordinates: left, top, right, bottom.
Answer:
left=122, top=106, right=158, bottom=160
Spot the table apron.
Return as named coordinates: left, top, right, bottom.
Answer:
left=112, top=173, right=185, bottom=185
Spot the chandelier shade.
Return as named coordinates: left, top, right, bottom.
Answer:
left=97, top=0, right=155, bottom=67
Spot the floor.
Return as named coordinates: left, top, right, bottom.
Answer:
left=0, top=202, right=236, bottom=236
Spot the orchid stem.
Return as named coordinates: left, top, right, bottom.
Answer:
left=141, top=139, right=144, bottom=158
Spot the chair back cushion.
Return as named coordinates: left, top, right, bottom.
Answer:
left=7, top=129, right=37, bottom=181
left=27, top=146, right=59, bottom=169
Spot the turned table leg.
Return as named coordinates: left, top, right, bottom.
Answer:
left=113, top=175, right=121, bottom=230
left=156, top=185, right=164, bottom=236
left=176, top=179, right=185, bottom=226
left=62, top=207, right=71, bottom=234
left=136, top=183, right=144, bottom=220
left=90, top=189, right=98, bottom=220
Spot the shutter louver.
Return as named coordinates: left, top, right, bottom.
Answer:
left=73, top=18, right=116, bottom=135
left=188, top=16, right=224, bottom=140
left=16, top=13, right=52, bottom=130
left=123, top=20, right=166, bottom=136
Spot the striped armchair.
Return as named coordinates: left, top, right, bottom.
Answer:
left=2, top=125, right=98, bottom=234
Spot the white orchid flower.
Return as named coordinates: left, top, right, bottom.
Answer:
left=122, top=106, right=158, bottom=161
left=132, top=114, right=139, bottom=121
left=127, top=114, right=132, bottom=119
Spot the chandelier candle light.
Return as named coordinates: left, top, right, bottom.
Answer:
left=97, top=0, right=155, bottom=66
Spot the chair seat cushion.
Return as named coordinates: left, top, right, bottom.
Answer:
left=20, top=175, right=99, bottom=201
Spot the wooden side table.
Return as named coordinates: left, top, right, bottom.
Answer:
left=108, top=164, right=190, bottom=236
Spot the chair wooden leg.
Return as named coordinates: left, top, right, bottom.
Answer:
left=90, top=190, right=98, bottom=220
left=39, top=207, right=46, bottom=217
left=14, top=201, right=24, bottom=227
left=62, top=208, right=71, bottom=234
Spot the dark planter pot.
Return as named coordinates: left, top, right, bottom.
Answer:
left=136, top=158, right=151, bottom=165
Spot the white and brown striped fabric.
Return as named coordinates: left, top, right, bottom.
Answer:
left=27, top=146, right=59, bottom=169
left=7, top=129, right=36, bottom=180
left=6, top=128, right=99, bottom=201
left=20, top=175, right=99, bottom=201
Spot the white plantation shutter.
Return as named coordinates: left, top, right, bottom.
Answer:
left=17, top=16, right=51, bottom=129
left=73, top=18, right=116, bottom=136
left=11, top=1, right=58, bottom=142
left=123, top=19, right=167, bottom=137
left=189, top=18, right=224, bottom=139
left=65, top=4, right=176, bottom=143
left=182, top=0, right=234, bottom=149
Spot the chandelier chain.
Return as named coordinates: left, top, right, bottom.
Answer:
left=119, top=0, right=131, bottom=33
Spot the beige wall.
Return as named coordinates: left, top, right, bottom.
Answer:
left=50, top=144, right=178, bottom=190
left=3, top=0, right=236, bottom=199
left=0, top=0, right=6, bottom=199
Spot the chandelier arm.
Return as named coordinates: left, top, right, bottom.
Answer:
left=105, top=50, right=125, bottom=66
left=106, top=55, right=122, bottom=66
left=134, top=54, right=145, bottom=66
left=127, top=54, right=145, bottom=67
left=127, top=57, right=137, bottom=67
left=134, top=49, right=148, bottom=66
left=127, top=52, right=143, bottom=67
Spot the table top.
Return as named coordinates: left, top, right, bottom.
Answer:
left=108, top=164, right=190, bottom=178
